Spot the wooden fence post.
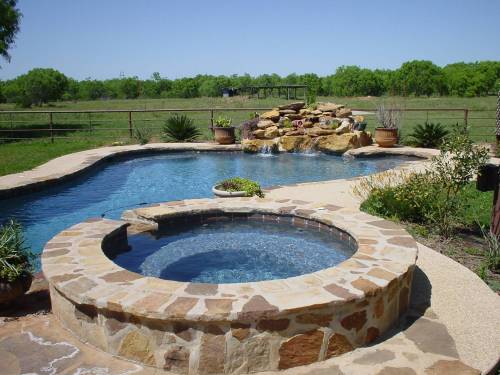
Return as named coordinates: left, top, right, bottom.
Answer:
left=10, top=113, right=13, bottom=139
left=464, top=108, right=469, bottom=127
left=49, top=112, right=54, bottom=143
left=210, top=109, right=214, bottom=133
left=128, top=111, right=133, bottom=138
left=88, top=112, right=92, bottom=135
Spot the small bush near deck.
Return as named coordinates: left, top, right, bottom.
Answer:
left=355, top=125, right=489, bottom=236
left=162, top=114, right=201, bottom=142
left=216, top=177, right=264, bottom=198
left=0, top=219, right=34, bottom=282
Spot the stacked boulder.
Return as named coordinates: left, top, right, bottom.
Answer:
left=242, top=101, right=372, bottom=154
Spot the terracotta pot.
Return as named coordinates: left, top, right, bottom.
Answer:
left=375, top=127, right=398, bottom=148
left=0, top=273, right=32, bottom=305
left=212, top=185, right=247, bottom=198
left=214, top=127, right=236, bottom=144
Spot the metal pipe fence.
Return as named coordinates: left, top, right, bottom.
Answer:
left=0, top=107, right=496, bottom=143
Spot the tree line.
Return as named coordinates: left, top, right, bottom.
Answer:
left=0, top=60, right=499, bottom=107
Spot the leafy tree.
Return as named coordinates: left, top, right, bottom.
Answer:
left=230, top=73, right=253, bottom=89
left=119, top=77, right=141, bottom=99
left=77, top=79, right=107, bottom=100
left=0, top=0, right=22, bottom=64
left=299, top=73, right=321, bottom=97
left=443, top=61, right=499, bottom=97
left=141, top=72, right=171, bottom=98
left=62, top=78, right=79, bottom=101
left=330, top=66, right=384, bottom=96
left=3, top=60, right=500, bottom=102
left=166, top=77, right=199, bottom=98
left=394, top=60, right=445, bottom=96
left=198, top=75, right=231, bottom=97
left=10, top=68, right=68, bottom=107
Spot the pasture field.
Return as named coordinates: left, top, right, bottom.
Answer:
left=0, top=95, right=497, bottom=176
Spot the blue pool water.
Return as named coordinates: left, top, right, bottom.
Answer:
left=114, top=220, right=354, bottom=283
left=0, top=151, right=413, bottom=269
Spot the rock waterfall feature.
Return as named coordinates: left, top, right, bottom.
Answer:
left=242, top=101, right=373, bottom=154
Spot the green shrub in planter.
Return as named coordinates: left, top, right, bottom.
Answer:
left=214, top=115, right=232, bottom=127
left=216, top=177, right=264, bottom=198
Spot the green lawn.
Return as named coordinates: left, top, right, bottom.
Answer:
left=0, top=95, right=497, bottom=176
left=0, top=139, right=114, bottom=176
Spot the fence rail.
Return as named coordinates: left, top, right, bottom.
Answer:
left=0, top=107, right=496, bottom=143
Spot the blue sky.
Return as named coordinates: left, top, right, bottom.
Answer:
left=1, top=0, right=499, bottom=80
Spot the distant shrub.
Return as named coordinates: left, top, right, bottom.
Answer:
left=406, top=122, right=449, bottom=148
left=216, top=177, right=264, bottom=198
left=162, top=114, right=201, bottom=142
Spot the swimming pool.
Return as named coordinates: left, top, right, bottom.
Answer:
left=0, top=151, right=413, bottom=268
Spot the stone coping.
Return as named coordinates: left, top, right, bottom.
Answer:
left=42, top=197, right=418, bottom=323
left=344, top=145, right=440, bottom=159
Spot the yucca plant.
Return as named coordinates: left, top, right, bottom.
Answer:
left=0, top=219, right=34, bottom=282
left=407, top=122, right=449, bottom=148
left=162, top=114, right=201, bottom=142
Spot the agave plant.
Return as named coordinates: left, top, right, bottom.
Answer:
left=0, top=219, right=34, bottom=282
left=162, top=114, right=201, bottom=142
left=407, top=122, right=449, bottom=148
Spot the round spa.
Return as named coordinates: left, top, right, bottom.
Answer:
left=42, top=198, right=417, bottom=374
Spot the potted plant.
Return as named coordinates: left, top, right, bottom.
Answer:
left=212, top=177, right=264, bottom=198
left=213, top=115, right=235, bottom=144
left=375, top=104, right=401, bottom=147
left=0, top=219, right=34, bottom=305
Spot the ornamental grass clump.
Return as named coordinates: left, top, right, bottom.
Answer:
left=0, top=219, right=34, bottom=282
left=376, top=103, right=402, bottom=129
left=216, top=177, right=264, bottom=198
